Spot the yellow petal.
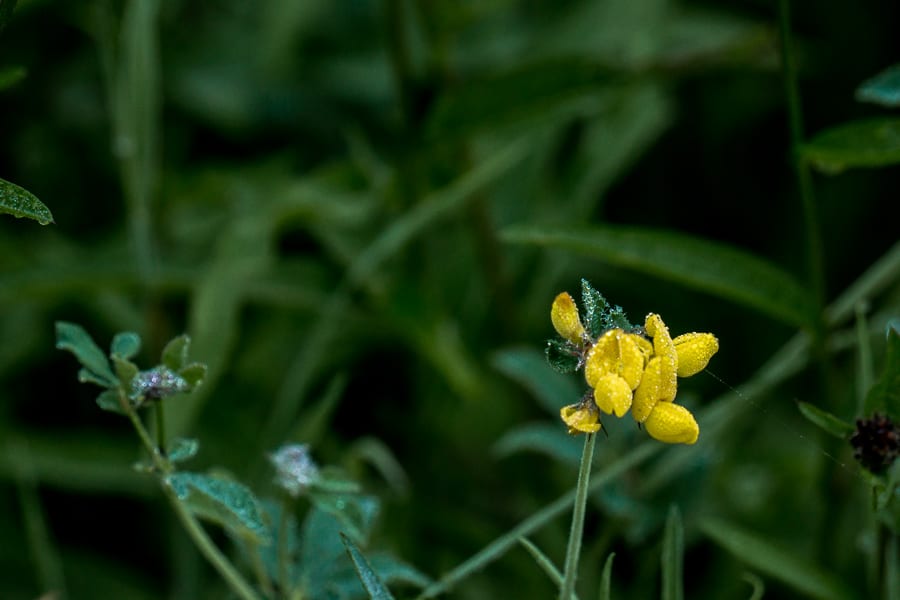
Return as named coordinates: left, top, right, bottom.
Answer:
left=632, top=334, right=653, bottom=360
left=644, top=313, right=677, bottom=389
left=551, top=292, right=586, bottom=345
left=593, top=374, right=633, bottom=417
left=673, top=332, right=719, bottom=377
left=585, top=329, right=645, bottom=389
left=618, top=333, right=646, bottom=389
left=644, top=402, right=699, bottom=445
left=560, top=403, right=601, bottom=434
left=632, top=355, right=679, bottom=423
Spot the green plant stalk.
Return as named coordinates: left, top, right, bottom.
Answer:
left=155, top=402, right=166, bottom=454
left=248, top=542, right=274, bottom=600
left=777, top=0, right=825, bottom=324
left=559, top=432, right=597, bottom=600
left=855, top=302, right=874, bottom=413
left=279, top=494, right=292, bottom=599
left=121, top=393, right=262, bottom=600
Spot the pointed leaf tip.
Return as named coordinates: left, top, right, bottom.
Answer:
left=0, top=177, right=54, bottom=225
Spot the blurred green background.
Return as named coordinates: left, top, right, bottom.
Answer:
left=1, top=0, right=898, bottom=598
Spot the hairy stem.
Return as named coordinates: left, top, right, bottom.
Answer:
left=559, top=433, right=597, bottom=600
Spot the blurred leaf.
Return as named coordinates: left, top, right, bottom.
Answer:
left=363, top=554, right=431, bottom=590
left=96, top=389, right=126, bottom=414
left=425, top=60, right=612, bottom=140
left=492, top=347, right=581, bottom=415
left=177, top=363, right=207, bottom=389
left=289, top=373, right=348, bottom=447
left=865, top=326, right=900, bottom=417
left=803, top=118, right=900, bottom=174
left=167, top=472, right=270, bottom=544
left=742, top=572, right=766, bottom=600
left=856, top=64, right=900, bottom=108
left=308, top=489, right=378, bottom=545
left=161, top=334, right=190, bottom=371
left=700, top=517, right=855, bottom=600
left=493, top=422, right=582, bottom=465
left=0, top=177, right=54, bottom=225
left=111, top=332, right=141, bottom=359
left=0, top=0, right=18, bottom=34
left=55, top=322, right=118, bottom=387
left=167, top=438, right=199, bottom=463
left=661, top=505, right=684, bottom=600
left=300, top=506, right=348, bottom=591
left=0, top=66, right=25, bottom=91
left=348, top=437, right=410, bottom=497
left=598, top=552, right=615, bottom=600
left=502, top=224, right=815, bottom=327
left=111, top=355, right=139, bottom=388
left=796, top=401, right=855, bottom=438
left=340, top=533, right=396, bottom=600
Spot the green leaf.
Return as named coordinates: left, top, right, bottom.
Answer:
left=111, top=332, right=141, bottom=360
left=796, top=401, right=855, bottom=438
left=166, top=472, right=270, bottom=544
left=700, top=517, right=855, bottom=600
left=178, top=363, right=207, bottom=389
left=111, top=355, right=139, bottom=388
left=865, top=326, right=900, bottom=418
left=162, top=334, right=190, bottom=370
left=308, top=488, right=378, bottom=544
left=856, top=64, right=900, bottom=108
left=803, top=118, right=900, bottom=174
left=581, top=279, right=634, bottom=337
left=340, top=533, right=396, bottom=600
left=0, top=177, right=53, bottom=225
left=502, top=224, right=815, bottom=327
left=55, top=322, right=118, bottom=387
left=661, top=505, right=684, bottom=600
left=167, top=438, right=199, bottom=463
left=425, top=60, right=610, bottom=141
left=598, top=552, right=615, bottom=600
left=545, top=339, right=582, bottom=374
left=96, top=389, right=126, bottom=415
left=0, top=66, right=26, bottom=91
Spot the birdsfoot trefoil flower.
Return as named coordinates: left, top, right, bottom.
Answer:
left=547, top=281, right=718, bottom=445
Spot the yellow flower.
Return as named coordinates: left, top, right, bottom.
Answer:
left=560, top=400, right=601, bottom=434
left=584, top=329, right=647, bottom=417
left=673, top=332, right=719, bottom=377
left=551, top=292, right=587, bottom=345
left=632, top=313, right=718, bottom=445
left=644, top=402, right=699, bottom=445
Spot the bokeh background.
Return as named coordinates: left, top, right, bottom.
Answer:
left=1, top=0, right=898, bottom=598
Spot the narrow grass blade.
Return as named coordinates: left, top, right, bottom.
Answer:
left=700, top=517, right=855, bottom=600
left=796, top=401, right=855, bottom=438
left=502, top=224, right=814, bottom=327
left=340, top=533, right=396, bottom=600
left=803, top=118, right=900, bottom=173
left=597, top=552, right=615, bottom=600
left=661, top=505, right=684, bottom=600
left=518, top=537, right=564, bottom=588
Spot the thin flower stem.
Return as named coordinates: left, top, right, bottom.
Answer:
left=155, top=402, right=166, bottom=454
left=559, top=432, right=597, bottom=600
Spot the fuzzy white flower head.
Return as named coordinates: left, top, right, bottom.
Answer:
left=269, top=444, right=319, bottom=497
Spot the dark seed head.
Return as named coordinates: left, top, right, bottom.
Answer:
left=849, top=414, right=899, bottom=474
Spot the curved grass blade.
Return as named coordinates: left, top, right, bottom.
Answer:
left=340, top=533, right=396, bottom=600
left=699, top=517, right=855, bottom=600
left=502, top=224, right=814, bottom=327
left=661, top=505, right=684, bottom=600
left=0, top=177, right=53, bottom=225
left=796, top=401, right=855, bottom=438
left=518, top=537, right=564, bottom=588
left=598, top=553, right=615, bottom=600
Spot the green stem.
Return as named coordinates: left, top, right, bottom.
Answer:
left=122, top=398, right=262, bottom=600
left=854, top=302, right=874, bottom=414
left=777, top=0, right=825, bottom=318
left=278, top=495, right=292, bottom=599
left=559, top=433, right=597, bottom=600
left=155, top=402, right=166, bottom=454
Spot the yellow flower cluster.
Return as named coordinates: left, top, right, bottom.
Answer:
left=552, top=292, right=718, bottom=445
